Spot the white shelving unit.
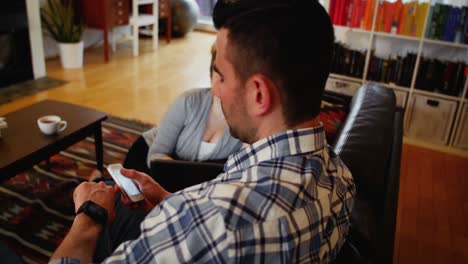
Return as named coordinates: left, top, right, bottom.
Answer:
left=324, top=0, right=468, bottom=154
left=423, top=38, right=468, bottom=48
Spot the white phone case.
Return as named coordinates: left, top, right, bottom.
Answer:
left=107, top=164, right=144, bottom=202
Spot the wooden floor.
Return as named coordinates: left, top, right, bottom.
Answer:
left=395, top=145, right=468, bottom=263
left=1, top=31, right=467, bottom=263
left=0, top=31, right=217, bottom=124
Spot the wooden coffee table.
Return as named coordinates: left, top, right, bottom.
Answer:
left=0, top=100, right=107, bottom=181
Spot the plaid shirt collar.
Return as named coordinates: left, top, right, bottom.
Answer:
left=224, top=124, right=326, bottom=174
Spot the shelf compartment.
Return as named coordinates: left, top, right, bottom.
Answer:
left=405, top=94, right=458, bottom=145
left=331, top=42, right=367, bottom=80
left=325, top=77, right=362, bottom=96
left=366, top=53, right=416, bottom=88
left=413, top=89, right=461, bottom=101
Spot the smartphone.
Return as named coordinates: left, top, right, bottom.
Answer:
left=107, top=163, right=144, bottom=203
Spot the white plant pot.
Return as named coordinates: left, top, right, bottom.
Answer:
left=58, top=41, right=83, bottom=69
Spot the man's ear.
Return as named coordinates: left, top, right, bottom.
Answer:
left=245, top=74, right=275, bottom=116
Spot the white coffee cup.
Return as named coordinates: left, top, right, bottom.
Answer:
left=37, top=115, right=67, bottom=135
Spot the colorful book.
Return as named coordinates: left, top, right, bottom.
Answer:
left=398, top=3, right=409, bottom=35
left=383, top=1, right=395, bottom=33
left=363, top=0, right=376, bottom=30
left=375, top=2, right=385, bottom=32
left=415, top=2, right=429, bottom=37
left=451, top=62, right=466, bottom=96
left=350, top=0, right=366, bottom=28
left=425, top=4, right=435, bottom=38
left=442, top=6, right=459, bottom=41
left=329, top=0, right=337, bottom=24
left=462, top=6, right=468, bottom=43
left=336, top=0, right=346, bottom=25
left=393, top=0, right=403, bottom=34
left=406, top=1, right=418, bottom=36
left=357, top=0, right=368, bottom=28
left=343, top=0, right=353, bottom=26
left=435, top=4, right=450, bottom=39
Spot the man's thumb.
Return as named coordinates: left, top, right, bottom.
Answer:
left=121, top=168, right=138, bottom=179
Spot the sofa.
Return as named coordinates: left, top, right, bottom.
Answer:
left=151, top=83, right=403, bottom=263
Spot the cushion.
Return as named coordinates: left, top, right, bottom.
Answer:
left=320, top=100, right=347, bottom=144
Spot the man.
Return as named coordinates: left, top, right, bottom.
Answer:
left=50, top=0, right=355, bottom=263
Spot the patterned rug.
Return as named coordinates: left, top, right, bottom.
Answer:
left=0, top=116, right=152, bottom=264
left=0, top=77, right=67, bottom=105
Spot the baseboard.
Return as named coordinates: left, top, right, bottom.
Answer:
left=195, top=20, right=216, bottom=32
left=403, top=137, right=468, bottom=158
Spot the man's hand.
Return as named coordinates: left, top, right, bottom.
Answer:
left=51, top=181, right=117, bottom=263
left=118, top=168, right=172, bottom=213
left=73, top=181, right=117, bottom=224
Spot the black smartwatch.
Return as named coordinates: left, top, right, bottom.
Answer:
left=76, top=200, right=108, bottom=226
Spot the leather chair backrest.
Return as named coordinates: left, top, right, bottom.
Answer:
left=334, top=83, right=396, bottom=215
left=333, top=83, right=397, bottom=262
left=379, top=109, right=403, bottom=263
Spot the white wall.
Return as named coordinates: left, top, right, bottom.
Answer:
left=42, top=30, right=104, bottom=58
left=26, top=0, right=46, bottom=79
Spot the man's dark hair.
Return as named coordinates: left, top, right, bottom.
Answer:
left=213, top=0, right=334, bottom=126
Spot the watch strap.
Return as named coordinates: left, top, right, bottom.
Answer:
left=76, top=200, right=108, bottom=226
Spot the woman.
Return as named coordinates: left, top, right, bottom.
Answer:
left=122, top=44, right=242, bottom=175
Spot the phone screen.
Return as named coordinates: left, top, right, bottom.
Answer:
left=108, top=165, right=141, bottom=196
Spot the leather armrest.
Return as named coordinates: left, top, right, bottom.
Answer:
left=150, top=159, right=224, bottom=192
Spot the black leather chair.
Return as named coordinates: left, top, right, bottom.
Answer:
left=333, top=83, right=403, bottom=264
left=148, top=83, right=403, bottom=263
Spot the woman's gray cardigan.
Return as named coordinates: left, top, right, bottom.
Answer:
left=142, top=88, right=242, bottom=167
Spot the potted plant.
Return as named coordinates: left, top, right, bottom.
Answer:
left=41, top=0, right=84, bottom=69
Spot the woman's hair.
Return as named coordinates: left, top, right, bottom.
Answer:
left=210, top=42, right=217, bottom=78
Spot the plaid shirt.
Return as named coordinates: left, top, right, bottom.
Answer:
left=53, top=125, right=355, bottom=263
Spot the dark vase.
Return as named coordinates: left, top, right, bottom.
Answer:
left=160, top=0, right=200, bottom=37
